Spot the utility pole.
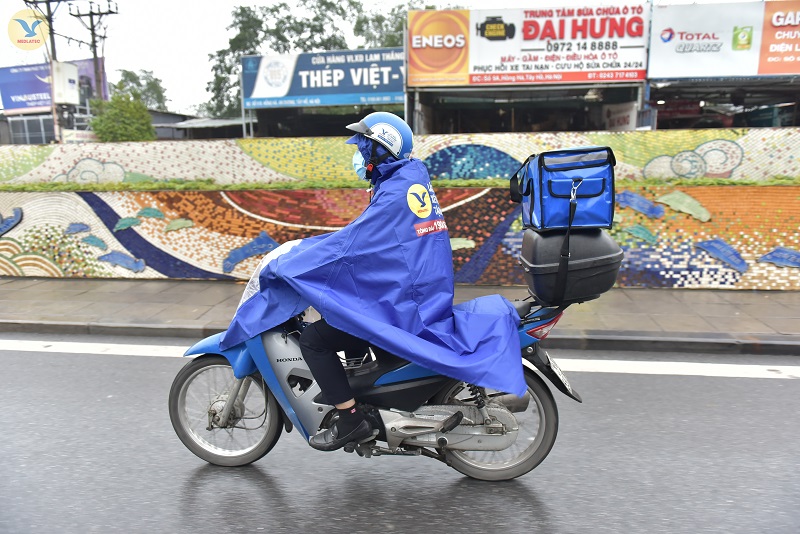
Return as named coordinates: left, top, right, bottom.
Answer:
left=69, top=1, right=118, bottom=100
left=24, top=0, right=64, bottom=142
left=23, top=0, right=61, bottom=60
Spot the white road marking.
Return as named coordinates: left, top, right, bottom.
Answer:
left=0, top=338, right=798, bottom=379
left=0, top=339, right=188, bottom=358
left=558, top=359, right=800, bottom=380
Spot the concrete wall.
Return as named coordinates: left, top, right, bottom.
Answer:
left=1, top=129, right=798, bottom=289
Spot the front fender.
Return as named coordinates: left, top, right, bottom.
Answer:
left=184, top=331, right=257, bottom=379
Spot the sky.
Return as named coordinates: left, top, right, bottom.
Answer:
left=2, top=0, right=754, bottom=115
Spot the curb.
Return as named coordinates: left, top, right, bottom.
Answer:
left=0, top=320, right=226, bottom=340
left=543, top=333, right=800, bottom=356
left=1, top=320, right=798, bottom=356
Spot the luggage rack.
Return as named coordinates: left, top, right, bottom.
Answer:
left=513, top=297, right=571, bottom=326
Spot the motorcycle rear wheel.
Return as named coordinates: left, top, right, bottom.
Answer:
left=169, top=355, right=282, bottom=467
left=434, top=371, right=558, bottom=481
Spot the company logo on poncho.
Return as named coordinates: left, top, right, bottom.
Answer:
left=372, top=122, right=402, bottom=156
left=406, top=184, right=432, bottom=218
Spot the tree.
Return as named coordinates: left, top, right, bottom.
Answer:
left=354, top=2, right=427, bottom=48
left=90, top=93, right=156, bottom=142
left=112, top=70, right=169, bottom=111
left=205, top=0, right=359, bottom=118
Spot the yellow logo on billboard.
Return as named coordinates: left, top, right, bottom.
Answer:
left=407, top=184, right=433, bottom=218
left=8, top=9, right=49, bottom=51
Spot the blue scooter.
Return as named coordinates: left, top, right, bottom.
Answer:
left=168, top=299, right=580, bottom=481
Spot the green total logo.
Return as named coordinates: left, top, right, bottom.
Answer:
left=8, top=9, right=49, bottom=51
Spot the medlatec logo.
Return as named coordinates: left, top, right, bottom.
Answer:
left=660, top=28, right=675, bottom=43
left=476, top=16, right=515, bottom=41
left=372, top=122, right=402, bottom=156
left=406, top=184, right=432, bottom=219
left=8, top=9, right=49, bottom=51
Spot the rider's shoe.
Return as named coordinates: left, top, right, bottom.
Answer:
left=308, top=419, right=376, bottom=452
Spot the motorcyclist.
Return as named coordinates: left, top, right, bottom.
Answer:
left=220, top=111, right=526, bottom=452
left=301, top=111, right=443, bottom=451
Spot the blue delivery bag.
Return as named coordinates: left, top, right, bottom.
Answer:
left=512, top=146, right=616, bottom=231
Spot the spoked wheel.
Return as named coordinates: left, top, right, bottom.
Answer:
left=433, top=371, right=558, bottom=481
left=169, top=355, right=282, bottom=467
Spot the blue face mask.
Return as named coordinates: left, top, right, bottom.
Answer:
left=352, top=150, right=368, bottom=181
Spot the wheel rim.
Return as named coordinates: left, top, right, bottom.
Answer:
left=443, top=383, right=546, bottom=471
left=177, top=365, right=271, bottom=457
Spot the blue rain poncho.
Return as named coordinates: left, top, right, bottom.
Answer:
left=220, top=141, right=526, bottom=396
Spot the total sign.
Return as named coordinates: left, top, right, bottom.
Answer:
left=648, top=2, right=766, bottom=78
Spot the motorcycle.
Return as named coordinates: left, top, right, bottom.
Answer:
left=168, top=298, right=581, bottom=482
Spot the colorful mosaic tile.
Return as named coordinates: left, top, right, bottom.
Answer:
left=0, top=130, right=798, bottom=289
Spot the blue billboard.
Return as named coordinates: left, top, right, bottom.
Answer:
left=242, top=48, right=405, bottom=109
left=0, top=58, right=107, bottom=115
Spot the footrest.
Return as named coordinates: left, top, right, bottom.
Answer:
left=440, top=411, right=464, bottom=433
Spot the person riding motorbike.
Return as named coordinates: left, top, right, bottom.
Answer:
left=219, top=111, right=526, bottom=453
left=301, top=112, right=449, bottom=451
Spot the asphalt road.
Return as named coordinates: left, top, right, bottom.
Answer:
left=1, top=334, right=799, bottom=534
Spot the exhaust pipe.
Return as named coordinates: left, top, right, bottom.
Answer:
left=491, top=392, right=531, bottom=413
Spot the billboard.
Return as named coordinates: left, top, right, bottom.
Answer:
left=648, top=1, right=800, bottom=78
left=241, top=48, right=405, bottom=109
left=759, top=1, right=800, bottom=76
left=0, top=58, right=107, bottom=115
left=407, top=6, right=650, bottom=87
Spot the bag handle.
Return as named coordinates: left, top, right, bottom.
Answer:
left=539, top=146, right=616, bottom=172
left=552, top=180, right=581, bottom=306
left=509, top=155, right=534, bottom=203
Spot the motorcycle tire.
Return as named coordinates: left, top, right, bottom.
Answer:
left=169, top=355, right=282, bottom=467
left=433, top=370, right=558, bottom=481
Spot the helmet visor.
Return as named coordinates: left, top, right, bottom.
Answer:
left=345, top=120, right=372, bottom=136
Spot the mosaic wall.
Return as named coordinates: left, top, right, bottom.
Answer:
left=0, top=128, right=798, bottom=289
left=0, top=186, right=797, bottom=289
left=1, top=128, right=799, bottom=186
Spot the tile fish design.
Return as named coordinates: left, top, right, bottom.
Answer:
left=616, top=191, right=664, bottom=219
left=223, top=231, right=280, bottom=273
left=758, top=247, right=800, bottom=268
left=65, top=223, right=91, bottom=235
left=98, top=250, right=146, bottom=272
left=81, top=235, right=108, bottom=251
left=656, top=191, right=711, bottom=222
left=114, top=217, right=141, bottom=232
left=695, top=239, right=748, bottom=273
left=0, top=208, right=23, bottom=236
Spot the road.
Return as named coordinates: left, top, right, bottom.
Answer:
left=1, top=333, right=799, bottom=534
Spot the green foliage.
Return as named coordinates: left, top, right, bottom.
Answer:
left=354, top=2, right=426, bottom=48
left=205, top=1, right=359, bottom=118
left=90, top=94, right=156, bottom=143
left=113, top=70, right=169, bottom=111
left=1, top=176, right=797, bottom=193
left=205, top=0, right=427, bottom=118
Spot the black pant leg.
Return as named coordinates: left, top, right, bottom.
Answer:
left=299, top=319, right=369, bottom=406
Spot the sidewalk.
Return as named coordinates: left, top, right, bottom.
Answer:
left=0, top=277, right=797, bottom=355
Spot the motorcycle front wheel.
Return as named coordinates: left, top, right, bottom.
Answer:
left=433, top=370, right=558, bottom=481
left=169, top=355, right=282, bottom=467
